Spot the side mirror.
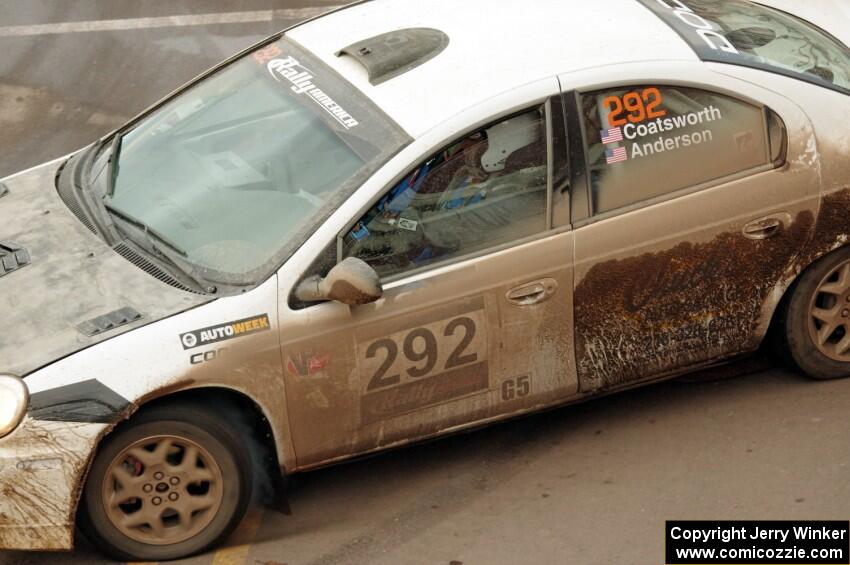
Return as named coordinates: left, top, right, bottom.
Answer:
left=295, top=257, right=383, bottom=306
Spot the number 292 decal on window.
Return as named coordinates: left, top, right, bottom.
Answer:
left=604, top=87, right=667, bottom=127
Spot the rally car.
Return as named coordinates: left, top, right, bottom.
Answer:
left=1, top=0, right=849, bottom=560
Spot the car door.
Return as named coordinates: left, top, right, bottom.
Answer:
left=279, top=97, right=578, bottom=468
left=566, top=79, right=819, bottom=393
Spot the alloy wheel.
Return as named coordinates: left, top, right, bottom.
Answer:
left=808, top=261, right=850, bottom=362
left=101, top=434, right=224, bottom=545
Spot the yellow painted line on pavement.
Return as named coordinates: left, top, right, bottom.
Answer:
left=211, top=507, right=266, bottom=565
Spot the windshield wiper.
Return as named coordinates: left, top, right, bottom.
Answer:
left=105, top=203, right=188, bottom=256
left=106, top=134, right=122, bottom=197
left=104, top=203, right=216, bottom=294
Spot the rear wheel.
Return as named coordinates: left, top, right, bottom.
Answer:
left=79, top=403, right=252, bottom=561
left=783, top=247, right=850, bottom=380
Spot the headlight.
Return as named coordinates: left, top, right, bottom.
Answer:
left=0, top=374, right=28, bottom=438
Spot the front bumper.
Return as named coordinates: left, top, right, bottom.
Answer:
left=0, top=417, right=105, bottom=551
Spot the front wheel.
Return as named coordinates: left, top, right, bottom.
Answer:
left=79, top=403, right=252, bottom=561
left=782, top=247, right=850, bottom=380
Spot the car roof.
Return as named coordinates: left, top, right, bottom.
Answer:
left=288, top=0, right=699, bottom=137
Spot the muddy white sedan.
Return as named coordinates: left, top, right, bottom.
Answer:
left=1, top=0, right=849, bottom=560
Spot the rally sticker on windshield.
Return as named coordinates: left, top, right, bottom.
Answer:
left=253, top=43, right=359, bottom=130
left=180, top=314, right=270, bottom=350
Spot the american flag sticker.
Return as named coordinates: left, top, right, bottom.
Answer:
left=605, top=146, right=628, bottom=164
left=601, top=127, right=624, bottom=144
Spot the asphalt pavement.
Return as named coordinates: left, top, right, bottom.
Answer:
left=1, top=2, right=850, bottom=565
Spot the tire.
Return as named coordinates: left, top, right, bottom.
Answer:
left=79, top=403, right=252, bottom=561
left=782, top=246, right=850, bottom=380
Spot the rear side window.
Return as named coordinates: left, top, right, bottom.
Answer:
left=580, top=85, right=774, bottom=215
left=637, top=0, right=850, bottom=95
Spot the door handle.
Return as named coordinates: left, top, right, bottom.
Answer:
left=743, top=216, right=783, bottom=240
left=506, top=278, right=558, bottom=306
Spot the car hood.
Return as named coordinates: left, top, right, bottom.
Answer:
left=0, top=157, right=211, bottom=377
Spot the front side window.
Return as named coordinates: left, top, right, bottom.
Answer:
left=97, top=37, right=406, bottom=285
left=343, top=107, right=550, bottom=278
left=581, top=85, right=772, bottom=215
left=638, top=0, right=850, bottom=94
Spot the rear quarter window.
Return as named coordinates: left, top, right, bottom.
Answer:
left=581, top=85, right=773, bottom=215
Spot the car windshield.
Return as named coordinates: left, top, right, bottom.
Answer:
left=640, top=0, right=850, bottom=94
left=100, top=37, right=406, bottom=285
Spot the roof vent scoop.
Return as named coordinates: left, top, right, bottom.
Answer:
left=337, top=28, right=449, bottom=86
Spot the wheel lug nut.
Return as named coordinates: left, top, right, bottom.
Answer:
left=168, top=492, right=179, bottom=501
left=154, top=472, right=164, bottom=480
left=143, top=484, right=153, bottom=493
left=169, top=477, right=180, bottom=485
left=843, top=309, right=849, bottom=318
left=152, top=497, right=162, bottom=506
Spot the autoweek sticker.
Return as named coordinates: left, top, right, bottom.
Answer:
left=180, top=314, right=270, bottom=350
